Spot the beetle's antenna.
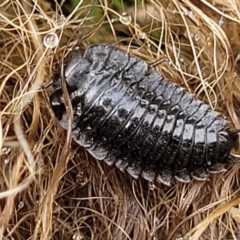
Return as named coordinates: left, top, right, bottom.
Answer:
left=43, top=79, right=54, bottom=89
left=229, top=154, right=240, bottom=167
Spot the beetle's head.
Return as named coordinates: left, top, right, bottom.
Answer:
left=44, top=47, right=86, bottom=91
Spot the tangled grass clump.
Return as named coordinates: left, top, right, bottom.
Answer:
left=1, top=0, right=240, bottom=239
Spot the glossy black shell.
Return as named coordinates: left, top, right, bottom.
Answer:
left=49, top=44, right=238, bottom=186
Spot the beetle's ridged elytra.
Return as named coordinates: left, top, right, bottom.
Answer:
left=49, top=44, right=239, bottom=186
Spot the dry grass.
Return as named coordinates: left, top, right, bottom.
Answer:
left=1, top=0, right=240, bottom=239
